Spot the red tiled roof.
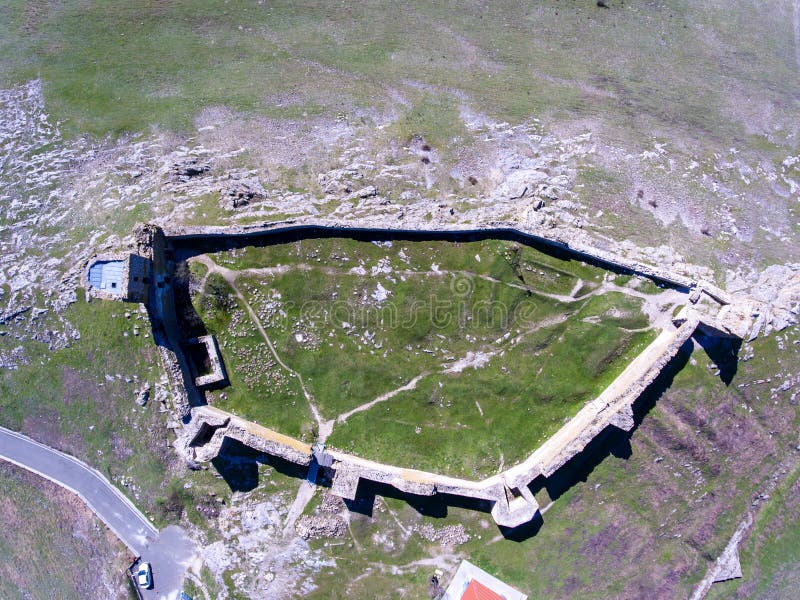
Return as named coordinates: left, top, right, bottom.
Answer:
left=461, top=579, right=506, bottom=600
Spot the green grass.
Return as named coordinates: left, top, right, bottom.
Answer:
left=295, top=330, right=800, bottom=600
left=391, top=93, right=470, bottom=148
left=304, top=495, right=435, bottom=599
left=707, top=424, right=800, bottom=599
left=734, top=468, right=800, bottom=599
left=192, top=274, right=315, bottom=438
left=2, top=0, right=795, bottom=151
left=328, top=319, right=655, bottom=477
left=188, top=237, right=658, bottom=477
left=0, top=289, right=171, bottom=520
left=239, top=268, right=568, bottom=417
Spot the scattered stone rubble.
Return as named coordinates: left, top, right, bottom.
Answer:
left=414, top=523, right=470, bottom=546
left=295, top=514, right=347, bottom=540
left=221, top=177, right=267, bottom=209
left=6, top=72, right=794, bottom=534
left=3, top=74, right=800, bottom=596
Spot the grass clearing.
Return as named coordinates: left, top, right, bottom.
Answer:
left=185, top=237, right=659, bottom=477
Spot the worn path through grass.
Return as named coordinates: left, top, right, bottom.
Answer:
left=194, top=254, right=334, bottom=442
left=187, top=238, right=683, bottom=478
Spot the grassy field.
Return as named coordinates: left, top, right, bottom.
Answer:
left=187, top=237, right=659, bottom=476
left=1, top=1, right=795, bottom=147
left=328, top=315, right=653, bottom=476
left=0, top=462, right=133, bottom=600
left=708, top=450, right=800, bottom=599
left=0, top=290, right=173, bottom=522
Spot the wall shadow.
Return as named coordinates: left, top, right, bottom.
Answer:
left=172, top=259, right=208, bottom=341
left=342, top=478, right=494, bottom=521
left=144, top=279, right=206, bottom=419
left=169, top=225, right=690, bottom=291
left=206, top=337, right=696, bottom=539
left=314, top=333, right=688, bottom=535
left=211, top=437, right=310, bottom=493
left=498, top=513, right=545, bottom=542
left=530, top=337, right=694, bottom=506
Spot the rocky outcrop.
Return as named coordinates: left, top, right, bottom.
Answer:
left=317, top=167, right=364, bottom=196
left=221, top=178, right=266, bottom=209
left=746, top=264, right=800, bottom=339
left=170, top=157, right=210, bottom=182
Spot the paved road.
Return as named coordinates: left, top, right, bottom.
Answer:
left=0, top=426, right=198, bottom=600
left=0, top=426, right=156, bottom=553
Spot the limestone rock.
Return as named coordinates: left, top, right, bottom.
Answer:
left=317, top=167, right=363, bottom=195
left=135, top=384, right=150, bottom=406
left=343, top=186, right=378, bottom=201
left=170, top=157, right=210, bottom=181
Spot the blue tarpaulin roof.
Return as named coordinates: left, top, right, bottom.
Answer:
left=88, top=260, right=124, bottom=295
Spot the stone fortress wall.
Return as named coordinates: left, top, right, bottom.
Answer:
left=180, top=315, right=698, bottom=527
left=133, top=219, right=785, bottom=528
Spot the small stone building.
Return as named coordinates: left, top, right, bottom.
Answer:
left=85, top=253, right=151, bottom=302
left=185, top=335, right=228, bottom=389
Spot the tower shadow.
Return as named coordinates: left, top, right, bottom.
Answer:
left=694, top=333, right=741, bottom=385
left=212, top=438, right=309, bottom=493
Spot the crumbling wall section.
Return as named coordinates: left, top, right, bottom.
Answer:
left=188, top=335, right=228, bottom=389
left=135, top=223, right=198, bottom=418
left=180, top=406, right=312, bottom=466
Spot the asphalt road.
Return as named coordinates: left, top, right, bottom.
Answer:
left=0, top=426, right=197, bottom=600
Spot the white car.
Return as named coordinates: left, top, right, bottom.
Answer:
left=137, top=562, right=153, bottom=589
